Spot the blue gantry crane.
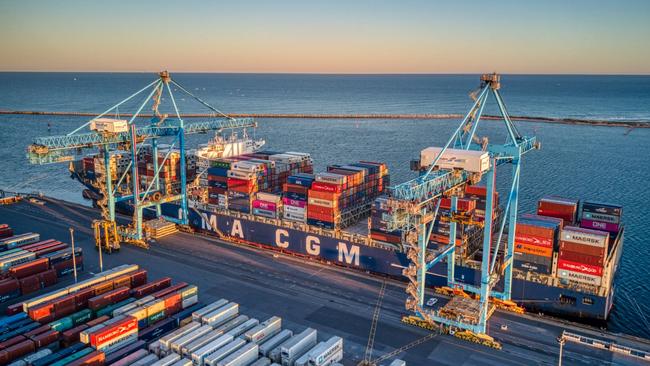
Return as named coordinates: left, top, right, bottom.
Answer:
left=389, top=74, right=539, bottom=341
left=27, top=71, right=256, bottom=248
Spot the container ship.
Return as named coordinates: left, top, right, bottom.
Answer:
left=69, top=130, right=624, bottom=323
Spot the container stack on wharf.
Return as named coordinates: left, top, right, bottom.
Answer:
left=0, top=263, right=346, bottom=366
left=0, top=228, right=83, bottom=304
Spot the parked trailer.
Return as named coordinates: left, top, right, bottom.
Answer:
left=203, top=303, right=239, bottom=326
left=110, top=349, right=150, bottom=366
left=250, top=358, right=272, bottom=366
left=225, top=318, right=259, bottom=337
left=301, top=336, right=343, bottom=366
left=259, top=329, right=293, bottom=357
left=213, top=315, right=249, bottom=333
left=159, top=321, right=201, bottom=353
left=183, top=329, right=227, bottom=357
left=193, top=299, right=229, bottom=322
left=171, top=324, right=214, bottom=354
left=204, top=338, right=247, bottom=366
left=388, top=360, right=406, bottom=366
left=295, top=342, right=325, bottom=366
left=216, top=342, right=259, bottom=366
left=244, top=316, right=281, bottom=343
left=151, top=352, right=181, bottom=366
left=171, top=358, right=193, bottom=366
left=132, top=353, right=160, bottom=366
left=191, top=334, right=234, bottom=366
left=280, top=328, right=317, bottom=366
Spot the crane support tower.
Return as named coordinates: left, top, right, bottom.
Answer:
left=388, top=73, right=539, bottom=337
left=27, top=71, right=257, bottom=249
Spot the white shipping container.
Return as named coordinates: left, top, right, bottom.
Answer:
left=171, top=359, right=194, bottom=366
left=557, top=268, right=603, bottom=286
left=257, top=192, right=282, bottom=203
left=225, top=318, right=259, bottom=337
left=204, top=338, right=246, bottom=366
left=227, top=170, right=256, bottom=180
left=110, top=349, right=150, bottom=366
left=160, top=322, right=201, bottom=352
left=149, top=340, right=163, bottom=357
left=172, top=325, right=214, bottom=354
left=283, top=212, right=307, bottom=222
left=280, top=328, right=317, bottom=366
left=214, top=315, right=250, bottom=333
left=561, top=227, right=609, bottom=247
left=294, top=342, right=324, bottom=366
left=191, top=334, right=234, bottom=366
left=193, top=300, right=229, bottom=322
left=203, top=303, right=239, bottom=326
left=250, top=358, right=271, bottom=366
left=389, top=360, right=406, bottom=366
left=308, top=336, right=343, bottom=366
left=183, top=295, right=199, bottom=309
left=90, top=118, right=129, bottom=133
left=420, top=147, right=490, bottom=173
left=150, top=353, right=181, bottom=366
left=183, top=329, right=227, bottom=357
left=283, top=205, right=306, bottom=215
left=216, top=343, right=259, bottom=366
left=259, top=329, right=293, bottom=357
left=314, top=173, right=345, bottom=185
left=244, top=316, right=282, bottom=343
left=132, top=353, right=160, bottom=366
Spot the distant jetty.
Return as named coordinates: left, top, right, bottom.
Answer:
left=1, top=110, right=648, bottom=128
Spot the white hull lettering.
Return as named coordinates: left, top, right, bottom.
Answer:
left=338, top=242, right=360, bottom=266
left=306, top=235, right=321, bottom=255
left=231, top=219, right=244, bottom=238
left=275, top=229, right=290, bottom=248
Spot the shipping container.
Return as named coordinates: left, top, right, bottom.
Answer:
left=250, top=358, right=272, bottom=366
left=420, top=147, right=489, bottom=173
left=225, top=318, right=259, bottom=337
left=243, top=316, right=281, bottom=343
left=259, top=329, right=293, bottom=357
left=204, top=338, right=246, bottom=366
left=152, top=353, right=181, bottom=366
left=215, top=342, right=258, bottom=366
left=191, top=334, right=234, bottom=366
left=139, top=317, right=177, bottom=343
left=108, top=348, right=149, bottom=366
left=104, top=340, right=146, bottom=365
left=171, top=324, right=213, bottom=354
left=131, top=353, right=159, bottom=366
left=280, top=328, right=317, bottom=366
left=182, top=329, right=224, bottom=357
left=202, top=302, right=238, bottom=326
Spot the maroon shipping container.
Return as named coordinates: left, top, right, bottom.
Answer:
left=559, top=240, right=606, bottom=259
left=537, top=196, right=579, bottom=224
left=131, top=277, right=172, bottom=298
left=516, top=222, right=555, bottom=239
left=53, top=293, right=77, bottom=314
left=53, top=255, right=84, bottom=276
left=0, top=335, right=27, bottom=350
left=86, top=315, right=110, bottom=327
left=32, top=329, right=59, bottom=348
left=152, top=282, right=187, bottom=299
left=0, top=278, right=20, bottom=295
left=62, top=324, right=88, bottom=346
left=20, top=239, right=58, bottom=251
left=0, top=339, right=35, bottom=364
left=74, top=287, right=97, bottom=309
left=88, top=286, right=130, bottom=311
left=25, top=324, right=51, bottom=338
left=559, top=249, right=605, bottom=267
left=92, top=280, right=114, bottom=296
left=111, top=274, right=132, bottom=289
left=129, top=269, right=147, bottom=287
left=5, top=302, right=23, bottom=316
left=9, top=258, right=50, bottom=279
left=19, top=275, right=41, bottom=295
left=38, top=268, right=58, bottom=287
left=34, top=243, right=68, bottom=257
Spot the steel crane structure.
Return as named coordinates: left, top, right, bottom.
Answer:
left=388, top=73, right=539, bottom=335
left=27, top=71, right=256, bottom=247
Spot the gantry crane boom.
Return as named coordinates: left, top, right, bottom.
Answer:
left=26, top=71, right=256, bottom=248
left=389, top=73, right=539, bottom=337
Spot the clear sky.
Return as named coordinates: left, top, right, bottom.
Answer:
left=1, top=0, right=649, bottom=74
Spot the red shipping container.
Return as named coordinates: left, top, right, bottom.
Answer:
left=37, top=269, right=58, bottom=288
left=283, top=183, right=309, bottom=194
left=557, top=259, right=603, bottom=277
left=131, top=277, right=171, bottom=298
left=515, top=222, right=555, bottom=239
left=19, top=275, right=41, bottom=296
left=0, top=339, right=35, bottom=364
left=32, top=329, right=59, bottom=348
left=74, top=287, right=96, bottom=309
left=0, top=278, right=19, bottom=295
left=90, top=316, right=137, bottom=346
left=129, top=269, right=147, bottom=287
left=227, top=178, right=253, bottom=188
left=307, top=205, right=336, bottom=216
left=370, top=231, right=401, bottom=244
left=559, top=241, right=606, bottom=258
left=514, top=233, right=553, bottom=248
left=53, top=294, right=77, bottom=314
left=163, top=292, right=182, bottom=315
left=465, top=185, right=487, bottom=196
left=559, top=250, right=604, bottom=267
left=537, top=196, right=578, bottom=223
left=5, top=302, right=23, bottom=316
left=311, top=182, right=342, bottom=193
left=9, top=258, right=50, bottom=279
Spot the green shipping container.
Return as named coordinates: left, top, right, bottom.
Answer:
left=49, top=316, right=74, bottom=332
left=49, top=347, right=94, bottom=366
left=148, top=310, right=166, bottom=325
left=212, top=160, right=231, bottom=169
left=71, top=309, right=93, bottom=325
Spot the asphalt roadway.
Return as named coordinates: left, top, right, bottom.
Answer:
left=1, top=198, right=649, bottom=365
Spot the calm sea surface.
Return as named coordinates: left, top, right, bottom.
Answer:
left=0, top=73, right=649, bottom=337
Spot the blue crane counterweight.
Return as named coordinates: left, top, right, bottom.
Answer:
left=389, top=73, right=539, bottom=338
left=26, top=71, right=257, bottom=248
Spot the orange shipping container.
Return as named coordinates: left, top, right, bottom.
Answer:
left=307, top=211, right=336, bottom=222
left=308, top=205, right=336, bottom=216
left=514, top=243, right=553, bottom=257
left=308, top=190, right=341, bottom=201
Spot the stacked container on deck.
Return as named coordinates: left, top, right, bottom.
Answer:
left=369, top=197, right=401, bottom=244
left=206, top=151, right=313, bottom=214
left=0, top=232, right=83, bottom=304
left=513, top=214, right=562, bottom=275
left=307, top=161, right=389, bottom=229
left=282, top=174, right=314, bottom=223
left=464, top=185, right=499, bottom=222
left=429, top=197, right=477, bottom=249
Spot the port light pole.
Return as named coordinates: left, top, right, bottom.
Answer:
left=558, top=335, right=565, bottom=366
left=69, top=227, right=77, bottom=283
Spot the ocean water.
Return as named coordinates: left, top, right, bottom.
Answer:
left=0, top=73, right=649, bottom=337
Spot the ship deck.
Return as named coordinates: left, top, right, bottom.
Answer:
left=0, top=197, right=648, bottom=366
